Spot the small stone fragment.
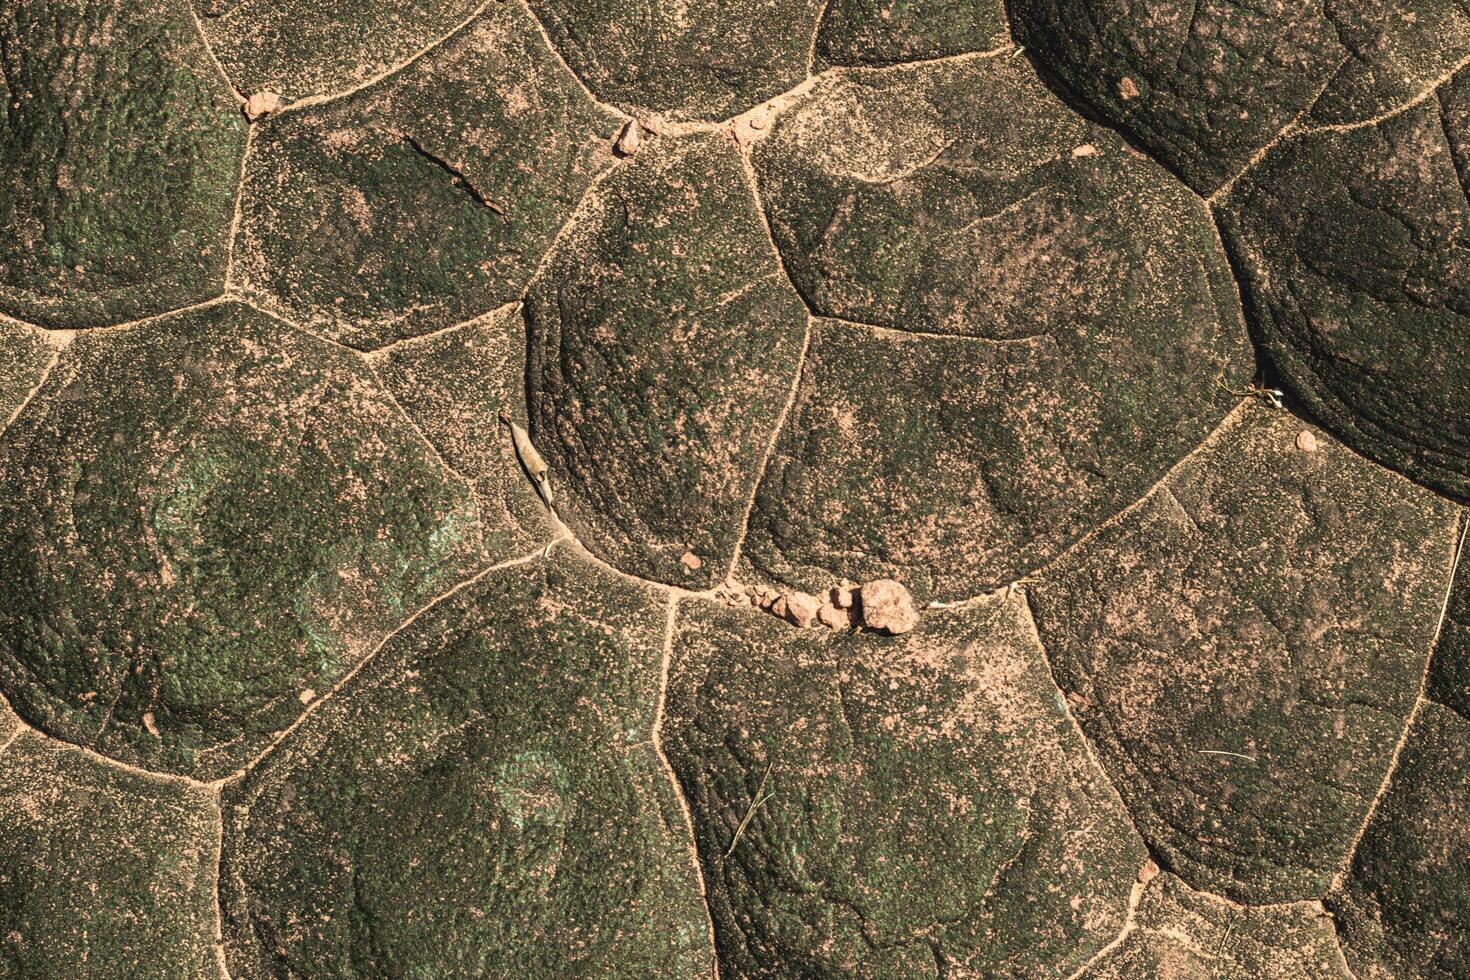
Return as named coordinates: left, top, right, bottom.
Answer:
left=615, top=119, right=645, bottom=156
left=1072, top=143, right=1098, bottom=157
left=832, top=581, right=857, bottom=609
left=1118, top=76, right=1139, bottom=99
left=1295, top=429, right=1318, bottom=453
left=771, top=592, right=820, bottom=628
left=816, top=602, right=854, bottom=630
left=681, top=549, right=703, bottom=571
left=298, top=689, right=315, bottom=705
left=242, top=91, right=284, bottom=120
left=859, top=579, right=920, bottom=635
left=1138, top=859, right=1160, bottom=885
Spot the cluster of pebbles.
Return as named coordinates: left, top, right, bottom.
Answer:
left=719, top=577, right=921, bottom=635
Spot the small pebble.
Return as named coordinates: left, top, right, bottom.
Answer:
left=859, top=579, right=920, bottom=635
left=772, top=592, right=820, bottom=628
left=1118, top=76, right=1140, bottom=100
left=680, top=549, right=703, bottom=571
left=243, top=91, right=284, bottom=121
left=1295, top=429, right=1318, bottom=453
left=299, top=689, right=316, bottom=705
left=615, top=119, right=644, bottom=156
left=1138, top=859, right=1161, bottom=885
left=1072, top=144, right=1098, bottom=158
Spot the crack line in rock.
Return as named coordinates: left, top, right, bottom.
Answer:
left=651, top=597, right=723, bottom=979
left=516, top=0, right=633, bottom=122
left=273, top=0, right=501, bottom=116
left=186, top=1, right=245, bottom=102
left=1297, top=49, right=1470, bottom=137
left=212, top=540, right=566, bottom=786
left=398, top=132, right=507, bottom=214
left=223, top=125, right=256, bottom=291
left=209, top=790, right=235, bottom=980
left=1328, top=508, right=1468, bottom=894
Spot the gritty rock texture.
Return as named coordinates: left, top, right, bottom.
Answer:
left=1009, top=0, right=1470, bottom=194
left=235, top=0, right=622, bottom=348
left=197, top=0, right=483, bottom=101
left=0, top=322, right=54, bottom=425
left=527, top=0, right=825, bottom=119
left=0, top=732, right=219, bottom=978
left=221, top=553, right=712, bottom=977
left=813, top=0, right=1010, bottom=68
left=1083, top=871, right=1350, bottom=979
left=0, top=303, right=487, bottom=779
left=368, top=305, right=554, bottom=559
left=741, top=56, right=1249, bottom=601
left=1029, top=405, right=1461, bottom=903
left=525, top=133, right=808, bottom=587
left=662, top=594, right=1146, bottom=977
left=0, top=0, right=245, bottom=327
left=1331, top=701, right=1470, bottom=979
left=1218, top=82, right=1470, bottom=503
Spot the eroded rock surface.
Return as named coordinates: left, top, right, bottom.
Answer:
left=527, top=0, right=825, bottom=119
left=235, top=0, right=622, bottom=349
left=1083, top=871, right=1349, bottom=979
left=525, top=133, right=808, bottom=587
left=1010, top=0, right=1470, bottom=193
left=1429, top=544, right=1470, bottom=717
left=221, top=554, right=712, bottom=977
left=1028, top=405, right=1461, bottom=902
left=0, top=733, right=219, bottom=977
left=661, top=593, right=1146, bottom=976
left=1331, top=701, right=1470, bottom=979
left=0, top=0, right=245, bottom=326
left=0, top=302, right=487, bottom=779
left=1218, top=80, right=1470, bottom=503
left=741, top=54, right=1249, bottom=602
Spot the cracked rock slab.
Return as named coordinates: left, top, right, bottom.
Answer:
left=221, top=553, right=713, bottom=978
left=0, top=0, right=246, bottom=327
left=814, top=0, right=1008, bottom=68
left=0, top=732, right=219, bottom=978
left=197, top=0, right=483, bottom=101
left=1083, top=871, right=1349, bottom=979
left=526, top=0, right=825, bottom=119
left=1218, top=85, right=1470, bottom=503
left=0, top=302, right=488, bottom=780
left=368, top=305, right=555, bottom=559
left=1330, top=701, right=1470, bottom=979
left=524, top=132, right=808, bottom=588
left=235, top=0, right=622, bottom=349
left=741, top=55, right=1250, bottom=602
left=1010, top=0, right=1470, bottom=194
left=1028, top=404, right=1461, bottom=903
left=661, top=592, right=1146, bottom=977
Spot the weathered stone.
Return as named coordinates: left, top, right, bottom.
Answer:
left=221, top=553, right=713, bottom=977
left=741, top=55, right=1249, bottom=602
left=1331, top=701, right=1470, bottom=979
left=235, top=0, right=622, bottom=348
left=0, top=321, right=54, bottom=426
left=1028, top=404, right=1461, bottom=902
left=0, top=0, right=246, bottom=326
left=368, top=305, right=555, bottom=559
left=197, top=0, right=483, bottom=101
left=525, top=133, right=808, bottom=587
left=859, top=578, right=919, bottom=635
left=772, top=591, right=821, bottom=627
left=0, top=302, right=487, bottom=779
left=1009, top=0, right=1470, bottom=193
left=0, top=732, right=219, bottom=977
left=526, top=0, right=825, bottom=119
left=662, top=593, right=1146, bottom=976
left=1218, top=84, right=1470, bottom=502
left=1083, top=871, right=1350, bottom=979
left=815, top=0, right=1009, bottom=68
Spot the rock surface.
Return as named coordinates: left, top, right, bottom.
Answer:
left=1028, top=405, right=1461, bottom=902
left=662, top=593, right=1146, bottom=976
left=221, top=553, right=713, bottom=977
left=0, top=303, right=487, bottom=779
